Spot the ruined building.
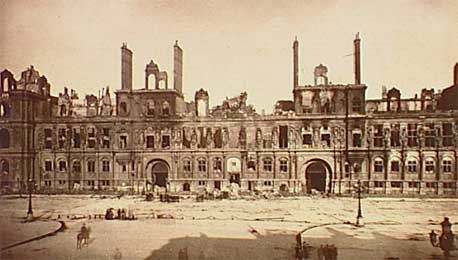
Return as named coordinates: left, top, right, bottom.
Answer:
left=1, top=35, right=457, bottom=195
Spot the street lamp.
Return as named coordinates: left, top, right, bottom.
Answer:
left=353, top=180, right=364, bottom=227
left=26, top=178, right=35, bottom=221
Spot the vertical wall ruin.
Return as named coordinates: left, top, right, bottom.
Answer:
left=121, top=43, right=133, bottom=91
left=454, top=63, right=458, bottom=86
left=354, top=33, right=361, bottom=85
left=174, top=41, right=183, bottom=93
left=293, top=37, right=299, bottom=89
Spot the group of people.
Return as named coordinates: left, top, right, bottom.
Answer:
left=317, top=244, right=338, bottom=260
left=295, top=233, right=338, bottom=260
left=105, top=208, right=136, bottom=220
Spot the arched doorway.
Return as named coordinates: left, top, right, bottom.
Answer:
left=151, top=160, right=169, bottom=188
left=305, top=161, right=328, bottom=193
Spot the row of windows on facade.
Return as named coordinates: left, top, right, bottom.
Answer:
left=42, top=158, right=290, bottom=174
left=36, top=122, right=455, bottom=151
left=43, top=180, right=111, bottom=187
left=372, top=159, right=454, bottom=174
left=358, top=181, right=456, bottom=189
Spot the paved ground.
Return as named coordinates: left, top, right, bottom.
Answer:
left=0, top=195, right=457, bottom=259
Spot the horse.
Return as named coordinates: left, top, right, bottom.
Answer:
left=76, top=227, right=91, bottom=250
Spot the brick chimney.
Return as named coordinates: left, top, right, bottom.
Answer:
left=293, top=36, right=299, bottom=89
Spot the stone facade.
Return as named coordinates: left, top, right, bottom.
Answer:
left=0, top=36, right=457, bottom=196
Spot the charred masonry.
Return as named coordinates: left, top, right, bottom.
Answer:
left=1, top=35, right=458, bottom=195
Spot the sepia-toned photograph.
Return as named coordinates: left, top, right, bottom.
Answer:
left=0, top=0, right=458, bottom=259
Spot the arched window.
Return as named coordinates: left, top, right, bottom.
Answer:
left=58, top=160, right=67, bottom=171
left=407, top=160, right=417, bottom=173
left=197, top=158, right=207, bottom=172
left=263, top=157, right=273, bottom=172
left=148, top=74, right=156, bottom=90
left=279, top=158, right=288, bottom=173
left=0, top=128, right=10, bottom=148
left=425, top=159, right=435, bottom=174
left=374, top=158, right=384, bottom=173
left=102, top=160, right=110, bottom=172
left=390, top=159, right=400, bottom=173
left=72, top=160, right=81, bottom=173
left=442, top=159, right=453, bottom=173
left=2, top=77, right=9, bottom=93
left=183, top=159, right=191, bottom=172
left=213, top=157, right=222, bottom=172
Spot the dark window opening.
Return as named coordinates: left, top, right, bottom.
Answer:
left=374, top=160, right=383, bottom=172
left=247, top=160, right=256, bottom=171
left=72, top=129, right=81, bottom=149
left=183, top=160, right=191, bottom=172
left=213, top=128, right=223, bottom=148
left=407, top=124, right=418, bottom=147
left=0, top=128, right=10, bottom=148
left=280, top=159, right=288, bottom=173
left=102, top=161, right=110, bottom=172
left=279, top=126, right=288, bottom=148
left=59, top=161, right=67, bottom=171
left=391, top=181, right=402, bottom=188
left=373, top=125, right=383, bottom=147
left=102, top=128, right=110, bottom=148
left=183, top=183, right=190, bottom=191
left=44, top=128, right=52, bottom=149
left=425, top=124, right=436, bottom=148
left=120, top=102, right=127, bottom=115
left=391, top=161, right=400, bottom=172
left=87, top=161, right=95, bottom=173
left=263, top=158, right=273, bottom=172
left=88, top=128, right=96, bottom=148
left=162, top=135, right=170, bottom=148
left=442, top=123, right=453, bottom=147
left=302, top=134, right=312, bottom=145
left=119, top=135, right=127, bottom=149
left=45, top=161, right=52, bottom=171
left=73, top=161, right=81, bottom=173
left=213, top=158, right=222, bottom=172
left=321, top=133, right=331, bottom=147
left=198, top=159, right=206, bottom=172
left=390, top=125, right=400, bottom=147
left=352, top=133, right=362, bottom=147
left=146, top=135, right=154, bottom=148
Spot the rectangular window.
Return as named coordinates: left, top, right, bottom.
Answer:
left=119, top=135, right=127, bottom=149
left=73, top=129, right=81, bottom=148
left=247, top=160, right=256, bottom=171
left=102, top=161, right=110, bottom=172
left=352, top=133, right=362, bottom=147
left=374, top=161, right=383, bottom=172
left=390, top=161, right=400, bottom=173
left=198, top=180, right=206, bottom=186
left=425, top=160, right=435, bottom=173
left=87, top=161, right=95, bottom=173
left=263, top=159, right=273, bottom=172
left=146, top=135, right=154, bottom=148
left=44, top=181, right=52, bottom=187
left=45, top=161, right=52, bottom=171
left=58, top=180, right=66, bottom=185
left=121, top=164, right=127, bottom=172
left=213, top=159, right=222, bottom=172
left=442, top=123, right=453, bottom=147
left=408, top=182, right=419, bottom=188
left=373, top=125, right=383, bottom=147
left=87, top=180, right=95, bottom=186
left=162, top=135, right=170, bottom=148
left=425, top=124, right=436, bottom=148
left=443, top=160, right=452, bottom=173
left=391, top=181, right=402, bottom=188
left=407, top=161, right=417, bottom=173
left=183, top=161, right=191, bottom=172
left=443, top=182, right=456, bottom=189
left=59, top=161, right=66, bottom=171
left=102, top=128, right=110, bottom=148
left=321, top=133, right=331, bottom=147
left=374, top=181, right=384, bottom=188
left=198, top=160, right=206, bottom=172
left=263, top=181, right=272, bottom=186
left=279, top=126, right=288, bottom=148
left=88, top=128, right=96, bottom=148
left=58, top=128, right=67, bottom=149
left=407, top=124, right=418, bottom=147
left=280, top=160, right=288, bottom=173
left=302, top=134, right=312, bottom=146
left=44, top=128, right=52, bottom=149
left=390, top=125, right=400, bottom=147
left=426, top=182, right=437, bottom=189
left=73, top=161, right=81, bottom=173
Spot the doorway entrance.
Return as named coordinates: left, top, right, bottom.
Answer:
left=305, top=161, right=327, bottom=193
left=151, top=160, right=169, bottom=188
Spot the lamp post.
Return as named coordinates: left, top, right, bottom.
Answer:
left=353, top=180, right=364, bottom=226
left=26, top=178, right=34, bottom=221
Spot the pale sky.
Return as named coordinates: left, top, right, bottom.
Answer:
left=1, top=0, right=457, bottom=113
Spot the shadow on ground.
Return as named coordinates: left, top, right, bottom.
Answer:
left=143, top=226, right=450, bottom=260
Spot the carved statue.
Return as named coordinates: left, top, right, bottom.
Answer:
left=222, top=128, right=229, bottom=148
left=272, top=127, right=278, bottom=148
left=206, top=129, right=213, bottom=148
left=255, top=128, right=262, bottom=148
left=238, top=127, right=247, bottom=148
left=191, top=129, right=198, bottom=147
left=313, top=127, right=320, bottom=148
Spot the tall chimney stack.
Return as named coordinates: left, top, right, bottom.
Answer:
left=293, top=36, right=299, bottom=89
left=121, top=43, right=133, bottom=91
left=454, top=63, right=458, bottom=86
left=354, top=33, right=361, bottom=85
left=174, top=40, right=183, bottom=94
